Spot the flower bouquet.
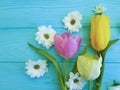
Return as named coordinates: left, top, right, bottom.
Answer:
left=25, top=5, right=119, bottom=90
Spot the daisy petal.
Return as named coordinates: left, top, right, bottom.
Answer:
left=63, top=11, right=82, bottom=33
left=25, top=59, right=48, bottom=78
left=36, top=25, right=56, bottom=49
left=66, top=72, right=86, bottom=90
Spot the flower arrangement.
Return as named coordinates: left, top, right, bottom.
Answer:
left=25, top=5, right=119, bottom=90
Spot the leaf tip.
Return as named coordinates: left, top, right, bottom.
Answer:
left=28, top=42, right=31, bottom=46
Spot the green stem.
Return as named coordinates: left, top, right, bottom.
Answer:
left=93, top=53, right=104, bottom=90
left=88, top=81, right=91, bottom=90
left=92, top=39, right=119, bottom=90
left=64, top=59, right=69, bottom=90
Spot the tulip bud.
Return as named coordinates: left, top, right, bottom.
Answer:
left=77, top=54, right=102, bottom=80
left=90, top=14, right=110, bottom=51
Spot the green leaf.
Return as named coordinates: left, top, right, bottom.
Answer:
left=100, top=39, right=119, bottom=61
left=28, top=43, right=65, bottom=90
left=113, top=80, right=120, bottom=86
left=72, top=42, right=90, bottom=73
left=80, top=42, right=90, bottom=55
left=93, top=39, right=119, bottom=90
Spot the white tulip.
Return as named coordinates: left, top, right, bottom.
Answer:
left=77, top=54, right=102, bottom=80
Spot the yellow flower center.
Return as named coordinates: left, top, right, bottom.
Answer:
left=44, top=34, right=49, bottom=39
left=34, top=64, right=40, bottom=70
left=74, top=79, right=79, bottom=83
left=70, top=19, right=76, bottom=25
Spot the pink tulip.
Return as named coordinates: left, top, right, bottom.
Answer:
left=54, top=33, right=82, bottom=58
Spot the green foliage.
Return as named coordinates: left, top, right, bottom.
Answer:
left=93, top=39, right=119, bottom=90
left=28, top=39, right=119, bottom=90
left=28, top=43, right=65, bottom=90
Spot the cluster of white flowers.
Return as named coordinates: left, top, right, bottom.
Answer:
left=35, top=11, right=82, bottom=50
left=25, top=5, right=106, bottom=89
left=26, top=11, right=83, bottom=79
left=35, top=5, right=106, bottom=50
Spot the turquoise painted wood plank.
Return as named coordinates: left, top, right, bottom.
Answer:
left=0, top=28, right=120, bottom=63
left=0, top=62, right=119, bottom=90
left=0, top=1, right=120, bottom=90
left=0, top=0, right=120, bottom=28
left=0, top=63, right=61, bottom=90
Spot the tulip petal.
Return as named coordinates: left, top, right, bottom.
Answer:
left=77, top=54, right=102, bottom=80
left=62, top=33, right=70, bottom=39
left=75, top=36, right=82, bottom=50
left=61, top=36, right=78, bottom=58
left=54, top=34, right=64, bottom=56
left=54, top=33, right=81, bottom=58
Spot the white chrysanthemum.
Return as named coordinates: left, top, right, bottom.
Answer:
left=66, top=72, right=86, bottom=90
left=94, top=5, right=106, bottom=14
left=25, top=60, right=48, bottom=78
left=36, top=25, right=56, bottom=49
left=63, top=11, right=82, bottom=33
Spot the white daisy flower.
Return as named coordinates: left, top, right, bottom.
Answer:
left=93, top=5, right=106, bottom=14
left=63, top=11, right=82, bottom=33
left=25, top=59, right=48, bottom=78
left=66, top=72, right=86, bottom=90
left=35, top=25, right=56, bottom=49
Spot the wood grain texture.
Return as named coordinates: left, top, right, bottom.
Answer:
left=0, top=63, right=119, bottom=90
left=0, top=0, right=120, bottom=90
left=0, top=0, right=120, bottom=28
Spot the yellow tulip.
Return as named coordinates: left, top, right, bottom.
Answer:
left=90, top=14, right=110, bottom=51
left=77, top=54, right=102, bottom=80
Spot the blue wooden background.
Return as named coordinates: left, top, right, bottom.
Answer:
left=0, top=0, right=120, bottom=90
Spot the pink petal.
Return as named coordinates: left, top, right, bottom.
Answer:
left=75, top=36, right=82, bottom=50
left=62, top=32, right=70, bottom=39
left=54, top=34, right=64, bottom=56
left=54, top=33, right=82, bottom=59
left=61, top=36, right=78, bottom=58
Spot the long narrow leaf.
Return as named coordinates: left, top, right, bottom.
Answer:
left=101, top=39, right=119, bottom=61
left=93, top=39, right=119, bottom=90
left=28, top=43, right=65, bottom=90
